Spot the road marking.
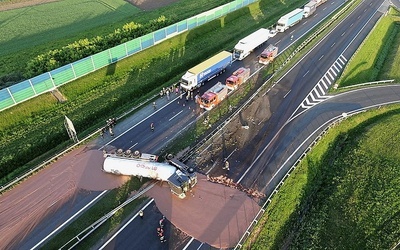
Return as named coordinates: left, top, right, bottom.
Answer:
left=128, top=142, right=138, bottom=149
left=330, top=68, right=338, bottom=76
left=335, top=61, right=343, bottom=69
left=364, top=8, right=367, bottom=12
left=32, top=191, right=108, bottom=250
left=319, top=55, right=324, bottom=61
left=315, top=13, right=318, bottom=16
left=331, top=42, right=335, bottom=47
left=323, top=7, right=327, bottom=10
left=341, top=32, right=346, bottom=36
left=358, top=15, right=361, bottom=19
left=350, top=23, right=354, bottom=27
left=317, top=84, right=325, bottom=96
left=183, top=237, right=195, bottom=250
left=169, top=110, right=183, bottom=121
left=284, top=90, right=291, bottom=98
left=275, top=39, right=281, bottom=45
left=327, top=71, right=334, bottom=80
left=289, top=30, right=295, bottom=34
left=322, top=78, right=328, bottom=89
left=324, top=75, right=331, bottom=85
left=99, top=199, right=155, bottom=250
left=302, top=20, right=308, bottom=25
left=303, top=70, right=309, bottom=77
left=333, top=64, right=340, bottom=71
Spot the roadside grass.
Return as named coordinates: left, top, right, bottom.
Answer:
left=244, top=104, right=400, bottom=250
left=337, top=7, right=400, bottom=87
left=0, top=0, right=309, bottom=186
left=0, top=0, right=230, bottom=77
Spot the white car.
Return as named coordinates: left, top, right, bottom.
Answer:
left=269, top=29, right=277, bottom=37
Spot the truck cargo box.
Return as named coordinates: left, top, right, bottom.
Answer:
left=233, top=28, right=270, bottom=60
left=276, top=8, right=304, bottom=32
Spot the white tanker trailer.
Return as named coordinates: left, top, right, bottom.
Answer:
left=103, top=153, right=197, bottom=199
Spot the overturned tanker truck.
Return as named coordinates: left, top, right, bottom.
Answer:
left=102, top=150, right=197, bottom=199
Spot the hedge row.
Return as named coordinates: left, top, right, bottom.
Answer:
left=25, top=16, right=174, bottom=78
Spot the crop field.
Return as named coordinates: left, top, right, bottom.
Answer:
left=337, top=7, right=400, bottom=87
left=244, top=104, right=400, bottom=249
left=0, top=0, right=140, bottom=55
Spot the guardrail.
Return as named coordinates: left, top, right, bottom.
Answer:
left=341, top=79, right=395, bottom=88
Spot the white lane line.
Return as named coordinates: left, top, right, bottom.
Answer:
left=330, top=68, right=338, bottom=77
left=318, top=55, right=324, bottom=61
left=169, top=110, right=183, bottom=121
left=317, top=83, right=325, bottom=96
left=333, top=64, right=340, bottom=72
left=341, top=32, right=346, bottom=36
left=284, top=90, right=291, bottom=98
left=275, top=39, right=281, bottom=45
left=327, top=71, right=335, bottom=80
left=331, top=42, right=336, bottom=47
left=303, top=70, right=309, bottom=77
left=335, top=61, right=343, bottom=69
left=350, top=22, right=354, bottom=27
left=183, top=237, right=195, bottom=250
left=128, top=142, right=138, bottom=149
left=99, top=199, right=155, bottom=250
left=32, top=191, right=108, bottom=250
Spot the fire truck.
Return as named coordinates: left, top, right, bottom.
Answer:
left=225, top=67, right=250, bottom=90
left=259, top=45, right=278, bottom=65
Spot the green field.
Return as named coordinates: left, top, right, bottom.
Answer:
left=244, top=105, right=400, bottom=249
left=0, top=0, right=232, bottom=79
left=337, top=7, right=400, bottom=87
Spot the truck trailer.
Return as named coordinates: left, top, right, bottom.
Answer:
left=276, top=8, right=304, bottom=32
left=103, top=153, right=197, bottom=199
left=233, top=28, right=270, bottom=60
left=303, top=1, right=317, bottom=18
left=259, top=45, right=278, bottom=65
left=315, top=0, right=327, bottom=6
left=225, top=67, right=250, bottom=90
left=199, top=82, right=228, bottom=110
left=180, top=51, right=232, bottom=91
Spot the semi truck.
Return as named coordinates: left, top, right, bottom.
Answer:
left=225, top=67, right=250, bottom=90
left=179, top=51, right=232, bottom=91
left=303, top=1, right=317, bottom=18
left=276, top=8, right=304, bottom=32
left=199, top=82, right=228, bottom=110
left=103, top=152, right=197, bottom=199
left=233, top=28, right=270, bottom=60
left=259, top=45, right=278, bottom=65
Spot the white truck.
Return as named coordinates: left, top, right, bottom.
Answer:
left=179, top=51, right=232, bottom=91
left=233, top=28, right=270, bottom=60
left=103, top=152, right=197, bottom=199
left=315, top=0, right=327, bottom=6
left=303, top=1, right=317, bottom=18
left=276, top=8, right=304, bottom=32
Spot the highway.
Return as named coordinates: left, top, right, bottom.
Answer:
left=4, top=0, right=397, bottom=249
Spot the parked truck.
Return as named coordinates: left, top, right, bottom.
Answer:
left=233, top=28, right=270, bottom=60
left=180, top=51, right=232, bottom=91
left=225, top=67, right=250, bottom=90
left=103, top=152, right=197, bottom=199
left=303, top=1, right=317, bottom=18
left=276, top=8, right=304, bottom=32
left=199, top=82, right=228, bottom=110
left=315, top=0, right=327, bottom=6
left=258, top=45, right=278, bottom=65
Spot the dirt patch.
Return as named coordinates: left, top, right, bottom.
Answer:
left=147, top=174, right=260, bottom=249
left=126, top=0, right=180, bottom=11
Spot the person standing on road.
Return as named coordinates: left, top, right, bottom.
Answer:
left=153, top=101, right=157, bottom=110
left=150, top=122, right=155, bottom=132
left=139, top=210, right=144, bottom=219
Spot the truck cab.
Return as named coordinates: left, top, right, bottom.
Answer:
left=259, top=45, right=278, bottom=65
left=225, top=67, right=250, bottom=90
left=180, top=71, right=198, bottom=91
left=199, top=82, right=228, bottom=110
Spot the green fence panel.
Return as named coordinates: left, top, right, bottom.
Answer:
left=154, top=29, right=166, bottom=43
left=222, top=5, right=230, bottom=15
left=166, top=24, right=177, bottom=36
left=206, top=12, right=215, bottom=22
left=197, top=15, right=206, bottom=26
left=177, top=20, right=187, bottom=32
left=187, top=17, right=197, bottom=30
left=235, top=0, right=244, bottom=9
left=126, top=38, right=141, bottom=55
left=31, top=73, right=54, bottom=94
left=0, top=89, right=15, bottom=110
left=72, top=57, right=94, bottom=78
left=9, top=80, right=35, bottom=103
left=110, top=44, right=127, bottom=63
left=50, top=64, right=75, bottom=86
left=215, top=8, right=223, bottom=18
left=92, top=50, right=111, bottom=70
left=141, top=33, right=154, bottom=49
